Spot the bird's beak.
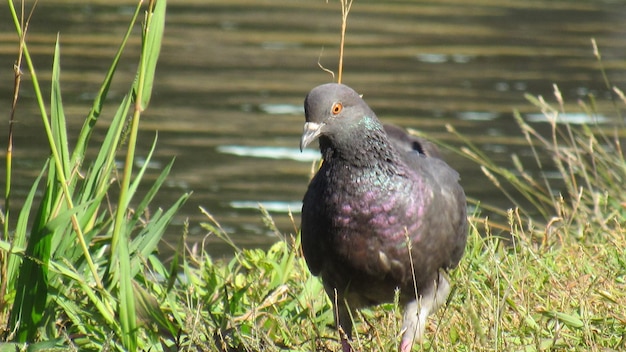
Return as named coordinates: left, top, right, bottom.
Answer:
left=300, top=122, right=324, bottom=151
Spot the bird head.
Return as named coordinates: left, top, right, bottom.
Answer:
left=300, top=83, right=377, bottom=151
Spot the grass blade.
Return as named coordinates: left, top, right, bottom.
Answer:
left=4, top=162, right=48, bottom=302
left=9, top=166, right=55, bottom=342
left=51, top=36, right=70, bottom=179
left=71, top=3, right=143, bottom=167
left=136, top=0, right=166, bottom=110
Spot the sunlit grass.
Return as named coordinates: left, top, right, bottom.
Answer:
left=168, top=61, right=626, bottom=351
left=167, top=83, right=625, bottom=351
left=177, top=197, right=624, bottom=351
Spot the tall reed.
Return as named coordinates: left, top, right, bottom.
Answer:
left=1, top=1, right=188, bottom=350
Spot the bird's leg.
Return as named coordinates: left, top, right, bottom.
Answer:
left=399, top=273, right=451, bottom=352
left=337, top=300, right=354, bottom=352
left=431, top=271, right=451, bottom=313
left=329, top=288, right=354, bottom=352
left=399, top=299, right=422, bottom=352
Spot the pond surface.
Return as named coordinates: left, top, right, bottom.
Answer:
left=1, top=0, right=625, bottom=258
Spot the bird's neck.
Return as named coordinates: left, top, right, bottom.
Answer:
left=319, top=124, right=402, bottom=171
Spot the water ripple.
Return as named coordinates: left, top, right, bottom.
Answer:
left=230, top=201, right=302, bottom=213
left=218, top=145, right=320, bottom=162
left=525, top=113, right=609, bottom=124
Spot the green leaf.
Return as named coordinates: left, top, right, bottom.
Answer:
left=133, top=280, right=178, bottom=339
left=51, top=36, right=71, bottom=179
left=71, top=1, right=142, bottom=166
left=124, top=134, right=161, bottom=212
left=137, top=0, right=166, bottom=110
left=9, top=174, right=55, bottom=342
left=130, top=192, right=190, bottom=277
left=118, top=232, right=137, bottom=351
left=5, top=162, right=48, bottom=299
left=539, top=309, right=585, bottom=329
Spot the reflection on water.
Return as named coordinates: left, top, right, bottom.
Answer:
left=525, top=112, right=609, bottom=124
left=0, top=0, right=625, bottom=257
left=217, top=145, right=319, bottom=162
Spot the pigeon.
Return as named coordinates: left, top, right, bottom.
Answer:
left=383, top=123, right=442, bottom=159
left=299, top=83, right=468, bottom=352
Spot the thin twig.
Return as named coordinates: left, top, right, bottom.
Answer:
left=592, top=38, right=623, bottom=124
left=1, top=0, right=35, bottom=317
left=337, top=0, right=353, bottom=84
left=317, top=47, right=335, bottom=80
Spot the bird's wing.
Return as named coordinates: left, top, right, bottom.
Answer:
left=401, top=152, right=468, bottom=270
left=384, top=124, right=442, bottom=159
left=300, top=173, right=331, bottom=276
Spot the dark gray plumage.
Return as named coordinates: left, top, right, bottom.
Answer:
left=299, top=83, right=467, bottom=352
left=383, top=123, right=442, bottom=159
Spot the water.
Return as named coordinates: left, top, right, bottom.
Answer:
left=1, top=0, right=625, bottom=258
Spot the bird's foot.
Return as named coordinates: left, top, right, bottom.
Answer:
left=341, top=338, right=353, bottom=352
left=399, top=338, right=414, bottom=352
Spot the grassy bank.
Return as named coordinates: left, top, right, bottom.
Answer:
left=1, top=1, right=625, bottom=351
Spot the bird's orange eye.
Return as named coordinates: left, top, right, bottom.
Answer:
left=331, top=102, right=343, bottom=115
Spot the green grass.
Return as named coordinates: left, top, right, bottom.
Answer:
left=176, top=91, right=626, bottom=350
left=1, top=1, right=625, bottom=351
left=1, top=1, right=188, bottom=351
left=181, top=207, right=625, bottom=351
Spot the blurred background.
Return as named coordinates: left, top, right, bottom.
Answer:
left=1, top=0, right=625, bottom=258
